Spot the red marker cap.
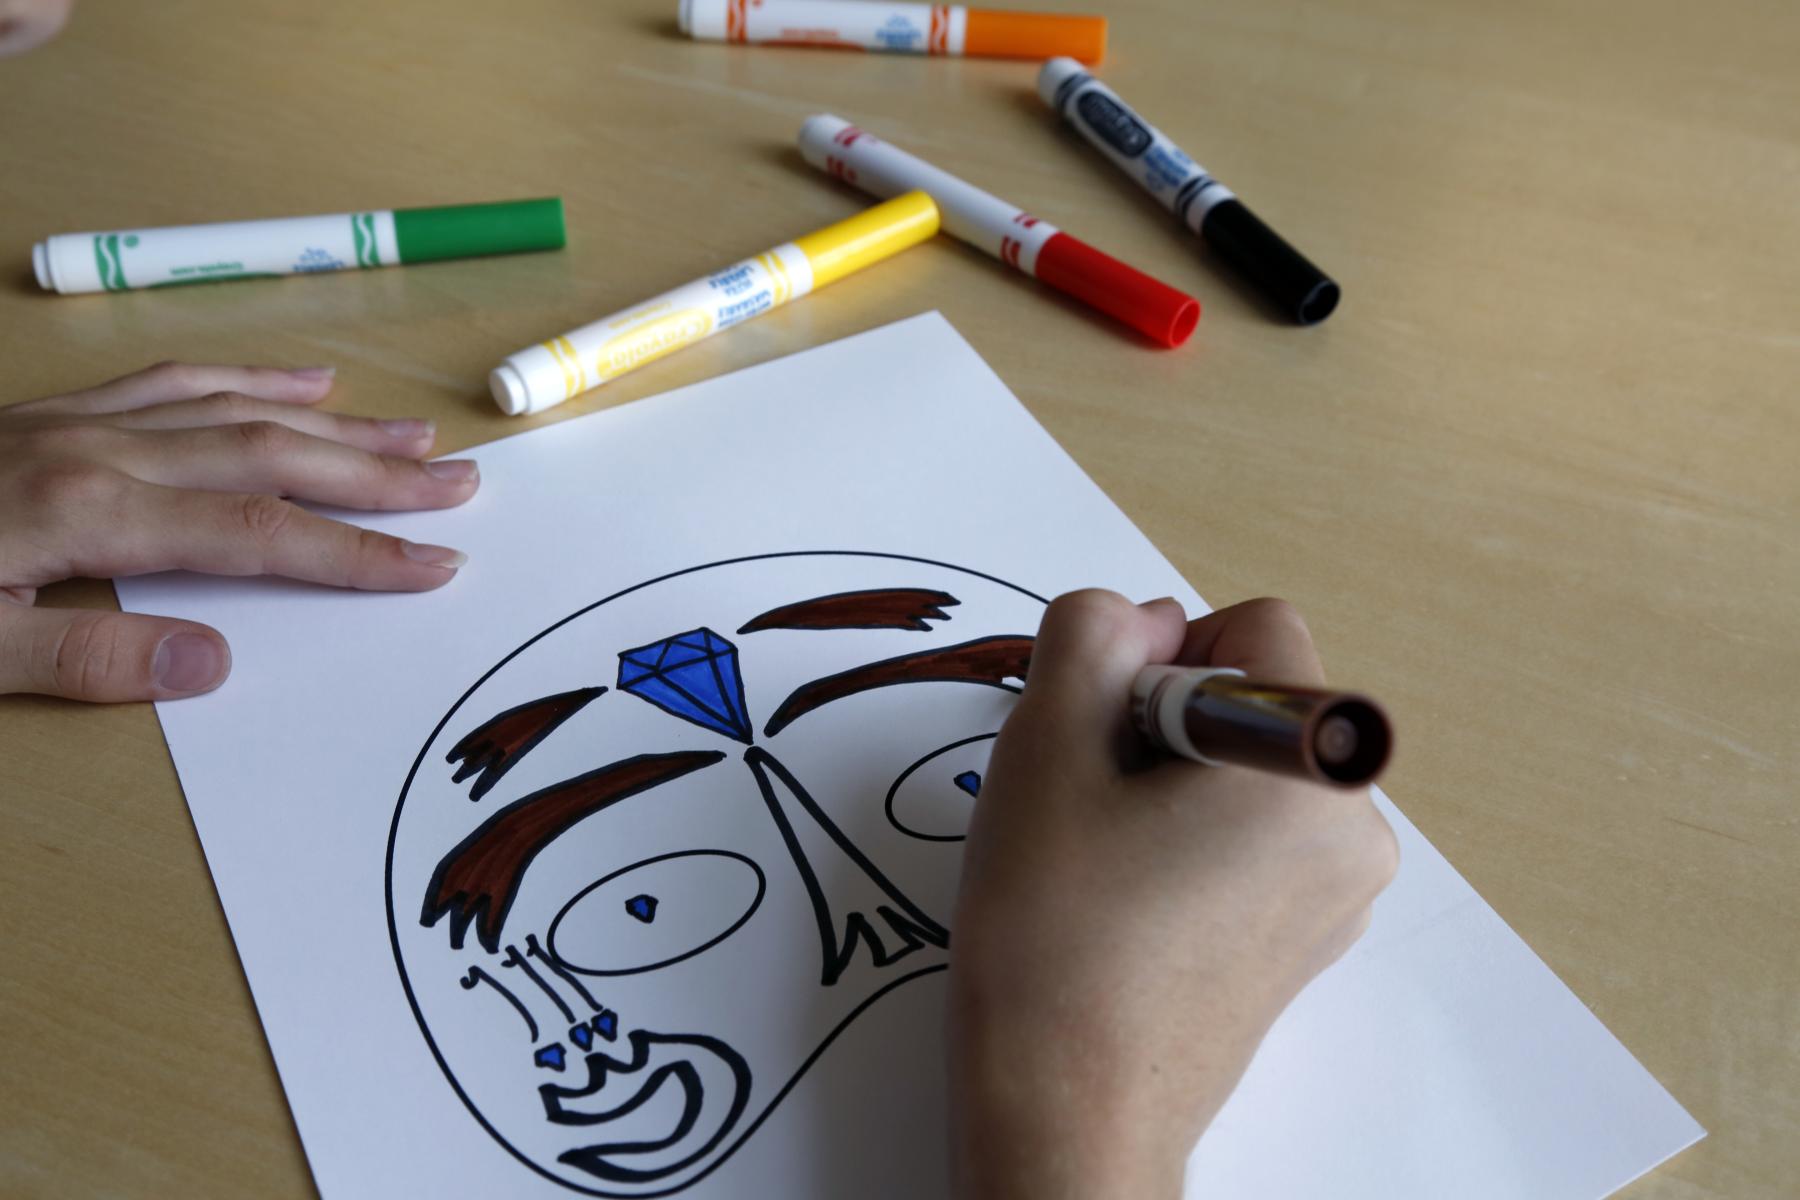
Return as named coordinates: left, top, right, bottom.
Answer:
left=1033, top=232, right=1200, bottom=347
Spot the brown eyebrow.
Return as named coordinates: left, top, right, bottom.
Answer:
left=422, top=750, right=725, bottom=953
left=737, top=588, right=959, bottom=634
left=447, top=686, right=607, bottom=801
left=763, top=635, right=1034, bottom=738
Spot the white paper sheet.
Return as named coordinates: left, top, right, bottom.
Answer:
left=117, top=313, right=1702, bottom=1198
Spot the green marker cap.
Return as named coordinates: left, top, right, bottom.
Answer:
left=392, top=197, right=565, bottom=265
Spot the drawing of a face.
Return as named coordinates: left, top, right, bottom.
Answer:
left=387, top=553, right=1046, bottom=1195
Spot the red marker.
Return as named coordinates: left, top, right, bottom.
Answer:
left=798, top=114, right=1199, bottom=347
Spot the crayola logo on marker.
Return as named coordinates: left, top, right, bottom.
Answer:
left=873, top=15, right=925, bottom=50
left=595, top=309, right=714, bottom=380
left=294, top=247, right=349, bottom=273
left=1076, top=91, right=1152, bottom=158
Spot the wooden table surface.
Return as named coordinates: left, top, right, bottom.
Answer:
left=1, top=0, right=1794, bottom=1195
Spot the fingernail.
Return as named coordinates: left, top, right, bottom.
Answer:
left=378, top=418, right=435, bottom=439
left=153, top=633, right=229, bottom=693
left=288, top=366, right=336, bottom=381
left=424, top=459, right=479, bottom=483
left=402, top=541, right=468, bottom=569
left=1140, top=596, right=1180, bottom=609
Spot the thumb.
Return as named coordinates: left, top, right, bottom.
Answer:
left=0, top=603, right=231, bottom=701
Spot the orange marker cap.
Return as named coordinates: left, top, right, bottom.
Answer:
left=963, top=10, right=1106, bottom=63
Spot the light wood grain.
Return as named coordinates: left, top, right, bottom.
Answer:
left=1, top=0, right=1795, bottom=1196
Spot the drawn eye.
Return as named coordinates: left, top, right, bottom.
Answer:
left=884, top=733, right=997, bottom=842
left=546, top=850, right=765, bottom=977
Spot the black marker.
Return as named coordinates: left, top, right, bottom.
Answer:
left=1038, top=57, right=1341, bottom=325
left=1130, top=666, right=1391, bottom=787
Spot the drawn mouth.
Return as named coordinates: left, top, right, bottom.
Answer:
left=539, top=1029, right=751, bottom=1186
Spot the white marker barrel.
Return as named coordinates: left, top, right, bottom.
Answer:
left=681, top=0, right=965, bottom=53
left=680, top=0, right=1106, bottom=61
left=32, top=199, right=564, bottom=295
left=798, top=114, right=1061, bottom=275
left=1039, top=58, right=1340, bottom=324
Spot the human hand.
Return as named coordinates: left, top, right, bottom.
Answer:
left=0, top=0, right=72, bottom=58
left=0, top=362, right=478, bottom=702
left=947, top=593, right=1400, bottom=1199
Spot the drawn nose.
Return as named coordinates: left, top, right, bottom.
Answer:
left=743, top=746, right=949, bottom=988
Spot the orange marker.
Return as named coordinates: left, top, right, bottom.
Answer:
left=678, top=0, right=1105, bottom=63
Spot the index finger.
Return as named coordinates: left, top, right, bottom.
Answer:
left=58, top=476, right=466, bottom=592
left=1174, top=597, right=1326, bottom=687
left=15, top=361, right=337, bottom=416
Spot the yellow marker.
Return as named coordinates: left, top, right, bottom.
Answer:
left=490, top=191, right=939, bottom=415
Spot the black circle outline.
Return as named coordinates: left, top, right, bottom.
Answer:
left=386, top=550, right=1047, bottom=1197
left=883, top=733, right=1000, bottom=843
left=546, top=849, right=766, bottom=978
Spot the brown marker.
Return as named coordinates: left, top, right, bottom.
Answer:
left=1130, top=666, right=1392, bottom=787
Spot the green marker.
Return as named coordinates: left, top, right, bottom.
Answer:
left=31, top=198, right=565, bottom=294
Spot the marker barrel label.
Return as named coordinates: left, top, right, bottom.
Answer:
left=798, top=116, right=1060, bottom=274
left=683, top=0, right=968, bottom=53
left=36, top=212, right=400, bottom=294
left=497, top=244, right=818, bottom=414
left=1046, top=67, right=1236, bottom=233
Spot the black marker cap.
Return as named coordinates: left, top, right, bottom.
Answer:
left=1200, top=199, right=1340, bottom=325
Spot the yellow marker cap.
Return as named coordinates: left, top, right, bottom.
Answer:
left=793, top=190, right=940, bottom=289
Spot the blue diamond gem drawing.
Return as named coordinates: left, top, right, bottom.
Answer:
left=953, top=770, right=982, bottom=797
left=617, top=628, right=753, bottom=744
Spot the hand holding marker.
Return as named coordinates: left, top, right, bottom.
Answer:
left=798, top=115, right=1200, bottom=347
left=679, top=0, right=1106, bottom=62
left=1039, top=58, right=1340, bottom=324
left=33, top=199, right=565, bottom=295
